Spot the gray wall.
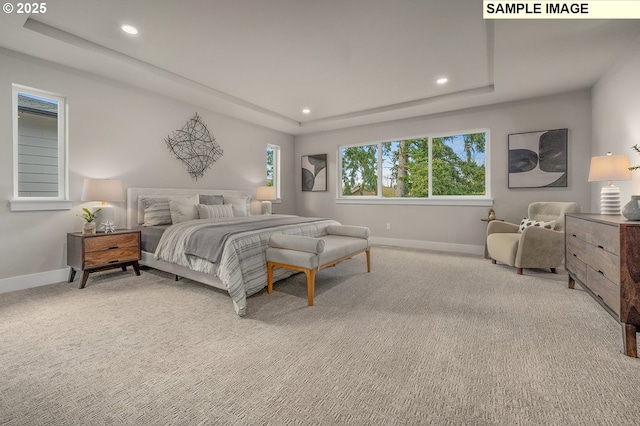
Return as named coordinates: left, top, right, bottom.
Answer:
left=294, top=91, right=592, bottom=252
left=0, top=49, right=295, bottom=283
left=592, top=36, right=640, bottom=210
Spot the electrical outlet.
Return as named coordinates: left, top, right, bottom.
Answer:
left=386, top=223, right=391, bottom=230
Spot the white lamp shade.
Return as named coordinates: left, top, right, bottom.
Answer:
left=588, top=155, right=631, bottom=182
left=81, top=179, right=125, bottom=203
left=256, top=186, right=277, bottom=201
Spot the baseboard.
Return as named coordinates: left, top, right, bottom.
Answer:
left=0, top=268, right=69, bottom=294
left=0, top=239, right=482, bottom=294
left=370, top=237, right=484, bottom=256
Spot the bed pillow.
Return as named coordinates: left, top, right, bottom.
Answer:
left=139, top=195, right=198, bottom=226
left=199, top=194, right=224, bottom=205
left=197, top=204, right=234, bottom=219
left=223, top=195, right=251, bottom=217
left=518, top=218, right=556, bottom=233
left=170, top=197, right=199, bottom=224
left=139, top=196, right=172, bottom=226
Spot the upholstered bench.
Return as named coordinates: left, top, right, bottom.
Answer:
left=266, top=225, right=371, bottom=306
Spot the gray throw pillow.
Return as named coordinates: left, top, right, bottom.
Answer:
left=199, top=194, right=224, bottom=205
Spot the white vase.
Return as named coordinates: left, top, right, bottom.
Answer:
left=82, top=222, right=97, bottom=235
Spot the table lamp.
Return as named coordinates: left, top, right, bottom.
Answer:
left=256, top=186, right=277, bottom=215
left=81, top=178, right=126, bottom=227
left=588, top=153, right=631, bottom=215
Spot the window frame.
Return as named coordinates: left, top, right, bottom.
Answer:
left=267, top=143, right=281, bottom=200
left=10, top=84, right=71, bottom=211
left=336, top=129, right=492, bottom=206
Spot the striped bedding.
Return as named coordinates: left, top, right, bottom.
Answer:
left=154, top=215, right=340, bottom=316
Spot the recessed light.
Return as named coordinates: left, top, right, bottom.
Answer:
left=302, top=108, right=311, bottom=114
left=121, top=24, right=139, bottom=35
left=436, top=77, right=448, bottom=85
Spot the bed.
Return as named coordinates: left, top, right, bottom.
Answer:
left=126, top=188, right=340, bottom=316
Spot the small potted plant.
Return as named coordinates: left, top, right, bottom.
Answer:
left=77, top=207, right=101, bottom=235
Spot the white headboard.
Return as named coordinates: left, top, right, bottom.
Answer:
left=126, top=187, right=253, bottom=229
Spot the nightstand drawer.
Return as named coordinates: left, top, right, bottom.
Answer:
left=587, top=267, right=620, bottom=315
left=84, top=233, right=139, bottom=252
left=84, top=246, right=140, bottom=268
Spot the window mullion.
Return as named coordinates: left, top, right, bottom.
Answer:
left=428, top=137, right=433, bottom=198
left=377, top=142, right=383, bottom=197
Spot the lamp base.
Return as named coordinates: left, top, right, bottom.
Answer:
left=600, top=185, right=621, bottom=215
left=92, top=204, right=117, bottom=229
left=261, top=201, right=273, bottom=215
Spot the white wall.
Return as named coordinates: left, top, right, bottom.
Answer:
left=592, top=36, right=640, bottom=210
left=0, top=49, right=295, bottom=288
left=294, top=91, right=592, bottom=253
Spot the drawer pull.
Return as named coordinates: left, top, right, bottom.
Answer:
left=598, top=270, right=605, bottom=276
left=108, top=260, right=119, bottom=264
left=572, top=234, right=577, bottom=237
left=573, top=253, right=577, bottom=257
left=597, top=245, right=604, bottom=250
left=108, top=246, right=119, bottom=250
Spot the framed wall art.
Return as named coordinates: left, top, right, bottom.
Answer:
left=508, top=128, right=567, bottom=188
left=302, top=154, right=327, bottom=192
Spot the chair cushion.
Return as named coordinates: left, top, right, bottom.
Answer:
left=487, top=233, right=521, bottom=266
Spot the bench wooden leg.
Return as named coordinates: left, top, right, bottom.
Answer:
left=267, top=261, right=274, bottom=294
left=366, top=248, right=371, bottom=273
left=305, top=268, right=316, bottom=306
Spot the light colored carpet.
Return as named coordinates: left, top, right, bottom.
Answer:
left=1, top=246, right=639, bottom=425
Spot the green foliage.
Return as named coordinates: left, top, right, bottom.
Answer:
left=341, top=145, right=378, bottom=195
left=77, top=207, right=101, bottom=223
left=267, top=147, right=274, bottom=186
left=344, top=133, right=486, bottom=197
left=630, top=145, right=640, bottom=171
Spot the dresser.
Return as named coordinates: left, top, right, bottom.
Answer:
left=67, top=229, right=142, bottom=289
left=565, top=214, right=640, bottom=357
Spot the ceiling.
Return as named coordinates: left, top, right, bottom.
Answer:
left=1, top=1, right=639, bottom=135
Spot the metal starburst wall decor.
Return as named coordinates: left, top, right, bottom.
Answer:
left=164, top=113, right=224, bottom=180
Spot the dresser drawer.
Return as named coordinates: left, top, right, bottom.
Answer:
left=84, top=233, right=139, bottom=252
left=566, top=234, right=588, bottom=263
left=585, top=244, right=620, bottom=285
left=566, top=250, right=587, bottom=284
left=84, top=246, right=140, bottom=268
left=587, top=267, right=620, bottom=316
left=584, top=221, right=619, bottom=256
left=565, top=216, right=587, bottom=242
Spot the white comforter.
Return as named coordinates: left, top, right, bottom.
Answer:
left=154, top=215, right=340, bottom=316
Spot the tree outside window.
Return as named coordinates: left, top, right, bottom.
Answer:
left=267, top=144, right=280, bottom=198
left=339, top=131, right=487, bottom=198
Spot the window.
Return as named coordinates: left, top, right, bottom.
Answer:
left=338, top=130, right=490, bottom=204
left=266, top=144, right=281, bottom=199
left=10, top=84, right=70, bottom=211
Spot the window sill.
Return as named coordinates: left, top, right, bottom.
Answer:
left=10, top=199, right=73, bottom=212
left=335, top=197, right=493, bottom=207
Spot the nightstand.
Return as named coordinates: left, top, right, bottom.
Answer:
left=67, top=229, right=142, bottom=289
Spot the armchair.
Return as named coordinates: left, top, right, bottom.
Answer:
left=486, top=202, right=581, bottom=275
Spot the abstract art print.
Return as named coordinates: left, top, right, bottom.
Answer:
left=508, top=128, right=567, bottom=188
left=302, top=154, right=327, bottom=192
